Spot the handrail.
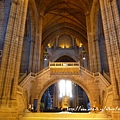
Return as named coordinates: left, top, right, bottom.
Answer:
left=31, top=72, right=36, bottom=77
left=19, top=72, right=27, bottom=84
left=36, top=66, right=49, bottom=76
left=17, top=85, right=23, bottom=93
left=98, top=72, right=111, bottom=86
left=107, top=85, right=112, bottom=93
left=80, top=66, right=94, bottom=76
left=19, top=73, right=33, bottom=86
left=92, top=72, right=111, bottom=87
left=19, top=63, right=110, bottom=88
left=19, top=67, right=49, bottom=85
left=19, top=72, right=36, bottom=85
left=80, top=66, right=111, bottom=86
left=103, top=71, right=111, bottom=83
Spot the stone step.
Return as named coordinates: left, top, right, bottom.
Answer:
left=19, top=112, right=112, bottom=120
left=20, top=118, right=111, bottom=120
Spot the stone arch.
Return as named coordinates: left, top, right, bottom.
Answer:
left=57, top=34, right=73, bottom=48
left=50, top=51, right=79, bottom=62
left=28, top=0, right=38, bottom=39
left=36, top=76, right=97, bottom=111
left=42, top=22, right=88, bottom=50
left=56, top=55, right=76, bottom=62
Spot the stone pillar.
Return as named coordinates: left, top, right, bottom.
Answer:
left=0, top=0, right=28, bottom=108
left=110, top=0, right=120, bottom=95
left=37, top=100, right=40, bottom=112
left=100, top=1, right=120, bottom=119
left=33, top=33, right=39, bottom=72
left=32, top=13, right=41, bottom=73
left=72, top=36, right=75, bottom=47
left=86, top=14, right=92, bottom=71
left=0, top=0, right=28, bottom=119
left=11, top=0, right=28, bottom=101
left=54, top=37, right=56, bottom=49
left=36, top=15, right=43, bottom=71
left=100, top=0, right=120, bottom=107
left=56, top=36, right=59, bottom=47
left=86, top=13, right=101, bottom=73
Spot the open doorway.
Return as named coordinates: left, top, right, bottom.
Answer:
left=40, top=80, right=90, bottom=112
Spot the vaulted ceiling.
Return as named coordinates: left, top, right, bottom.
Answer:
left=35, top=0, right=94, bottom=49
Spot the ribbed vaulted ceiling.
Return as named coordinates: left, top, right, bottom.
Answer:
left=35, top=0, right=93, bottom=49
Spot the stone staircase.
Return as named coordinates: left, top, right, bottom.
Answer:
left=19, top=63, right=111, bottom=88
left=19, top=112, right=112, bottom=120
left=18, top=63, right=112, bottom=120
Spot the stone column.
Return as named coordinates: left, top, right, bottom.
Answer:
left=110, top=0, right=120, bottom=95
left=86, top=13, right=101, bottom=73
left=86, top=14, right=92, bottom=71
left=54, top=37, right=57, bottom=49
left=33, top=33, right=39, bottom=72
left=101, top=0, right=120, bottom=120
left=56, top=36, right=59, bottom=47
left=0, top=0, right=19, bottom=107
left=31, top=13, right=38, bottom=73
left=34, top=15, right=43, bottom=110
left=11, top=0, right=28, bottom=101
left=37, top=99, right=40, bottom=112
left=35, top=15, right=43, bottom=72
left=100, top=0, right=120, bottom=107
left=0, top=0, right=28, bottom=108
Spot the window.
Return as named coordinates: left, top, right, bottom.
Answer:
left=59, top=80, right=72, bottom=98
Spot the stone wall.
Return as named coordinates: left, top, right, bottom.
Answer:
left=17, top=86, right=27, bottom=118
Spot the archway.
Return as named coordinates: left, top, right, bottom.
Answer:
left=34, top=76, right=97, bottom=112
left=56, top=55, right=76, bottom=62
left=40, top=80, right=90, bottom=112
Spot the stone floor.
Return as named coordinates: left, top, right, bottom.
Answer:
left=19, top=111, right=112, bottom=120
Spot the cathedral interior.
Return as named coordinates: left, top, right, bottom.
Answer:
left=0, top=0, right=120, bottom=120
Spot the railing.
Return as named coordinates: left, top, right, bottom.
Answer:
left=49, top=62, right=80, bottom=68
left=107, top=85, right=112, bottom=93
left=31, top=72, right=36, bottom=76
left=103, top=71, right=111, bottom=83
left=19, top=67, right=49, bottom=85
left=17, top=85, right=23, bottom=93
left=80, top=66, right=94, bottom=76
left=80, top=66, right=111, bottom=86
left=36, top=66, right=49, bottom=76
left=18, top=62, right=111, bottom=88
left=97, top=72, right=111, bottom=86
left=19, top=73, right=34, bottom=86
left=19, top=72, right=27, bottom=84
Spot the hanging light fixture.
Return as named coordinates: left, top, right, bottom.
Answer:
left=82, top=47, right=86, bottom=60
left=43, top=48, right=49, bottom=61
left=83, top=56, right=85, bottom=60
